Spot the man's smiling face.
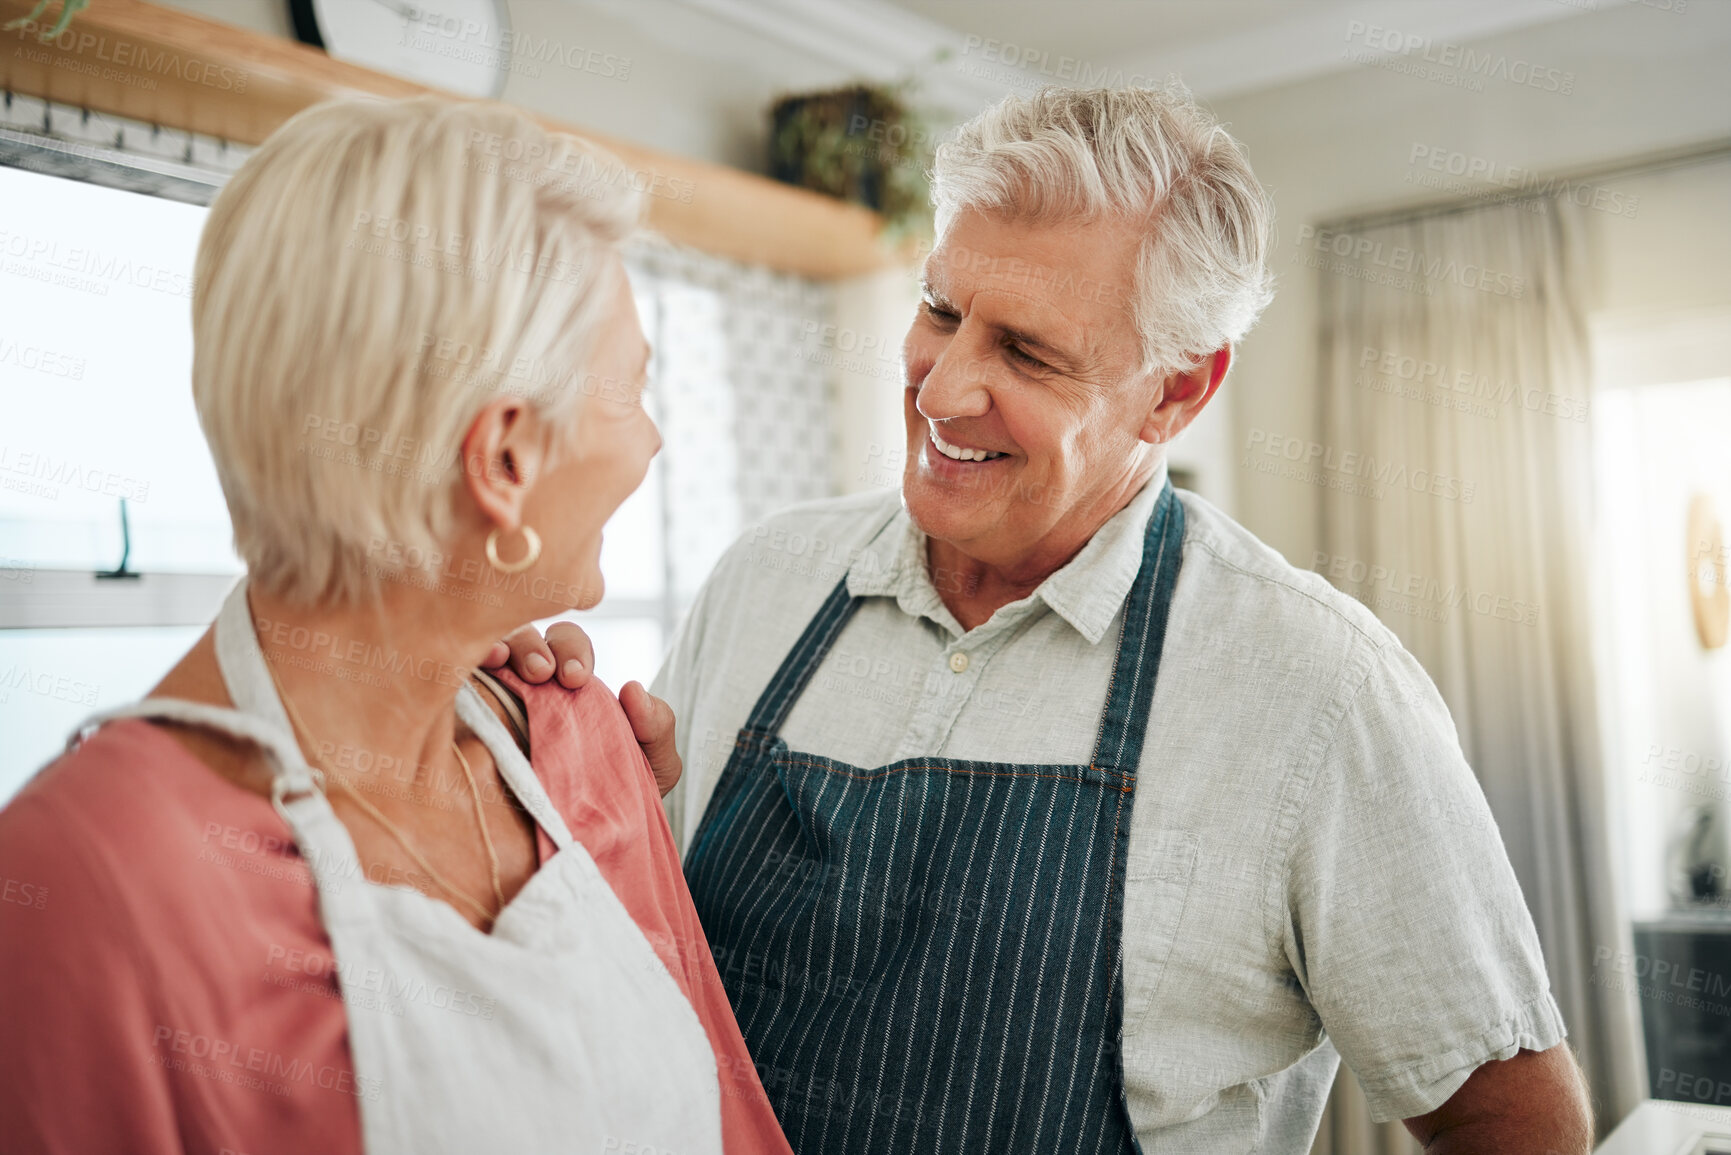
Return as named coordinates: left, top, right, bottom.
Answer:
left=900, top=207, right=1162, bottom=574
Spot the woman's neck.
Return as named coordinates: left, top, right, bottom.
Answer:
left=241, top=582, right=505, bottom=789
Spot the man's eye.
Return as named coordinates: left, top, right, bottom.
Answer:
left=922, top=301, right=958, bottom=323
left=1006, top=343, right=1045, bottom=369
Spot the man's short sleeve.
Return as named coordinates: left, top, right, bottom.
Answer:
left=1285, top=641, right=1567, bottom=1123
left=651, top=600, right=701, bottom=777
left=652, top=598, right=701, bottom=853
left=652, top=538, right=735, bottom=853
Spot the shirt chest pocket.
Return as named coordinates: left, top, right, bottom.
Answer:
left=1121, top=828, right=1199, bottom=1034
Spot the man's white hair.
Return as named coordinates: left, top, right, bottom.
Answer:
left=193, top=96, right=641, bottom=606
left=932, top=82, right=1275, bottom=378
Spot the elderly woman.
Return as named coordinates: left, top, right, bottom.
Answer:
left=0, top=97, right=790, bottom=1155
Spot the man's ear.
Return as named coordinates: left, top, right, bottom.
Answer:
left=1139, top=346, right=1232, bottom=445
left=460, top=397, right=546, bottom=528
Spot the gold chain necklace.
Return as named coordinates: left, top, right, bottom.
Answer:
left=263, top=660, right=507, bottom=926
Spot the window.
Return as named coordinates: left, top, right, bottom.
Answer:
left=0, top=108, right=837, bottom=802
left=0, top=157, right=233, bottom=799
left=0, top=163, right=229, bottom=573
left=1592, top=376, right=1731, bottom=919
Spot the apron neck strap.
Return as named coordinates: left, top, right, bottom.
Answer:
left=743, top=580, right=860, bottom=735
left=67, top=695, right=320, bottom=797
left=1088, top=482, right=1185, bottom=774
left=739, top=504, right=898, bottom=735
left=56, top=579, right=319, bottom=795
left=739, top=482, right=1187, bottom=773
left=213, top=577, right=299, bottom=749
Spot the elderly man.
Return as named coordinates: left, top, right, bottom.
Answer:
left=495, top=86, right=1592, bottom=1153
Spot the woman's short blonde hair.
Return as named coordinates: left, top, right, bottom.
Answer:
left=193, top=96, right=642, bottom=606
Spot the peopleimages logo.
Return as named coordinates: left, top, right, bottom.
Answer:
left=1294, top=225, right=1527, bottom=298
left=956, top=34, right=1164, bottom=90
left=1312, top=552, right=1540, bottom=627
left=1, top=228, right=196, bottom=299
left=150, top=1024, right=381, bottom=1102
left=463, top=130, right=695, bottom=205
left=7, top=21, right=249, bottom=92
left=1356, top=345, right=1588, bottom=423
left=1407, top=144, right=1639, bottom=219
left=0, top=337, right=86, bottom=380
left=404, top=10, right=631, bottom=81
left=1243, top=428, right=1478, bottom=505
left=1343, top=20, right=1576, bottom=95
left=0, top=444, right=151, bottom=503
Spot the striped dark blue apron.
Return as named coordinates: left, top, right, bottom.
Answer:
left=686, top=483, right=1184, bottom=1155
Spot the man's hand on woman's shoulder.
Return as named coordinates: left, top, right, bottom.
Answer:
left=486, top=621, right=595, bottom=690
left=483, top=622, right=683, bottom=796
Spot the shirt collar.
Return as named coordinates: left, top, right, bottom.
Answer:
left=845, top=463, right=1170, bottom=645
left=845, top=499, right=960, bottom=632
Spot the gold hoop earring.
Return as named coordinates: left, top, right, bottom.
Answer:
left=485, top=525, right=542, bottom=574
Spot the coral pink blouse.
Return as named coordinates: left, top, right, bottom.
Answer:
left=0, top=670, right=790, bottom=1155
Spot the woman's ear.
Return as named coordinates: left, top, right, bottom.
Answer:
left=460, top=397, right=547, bottom=527
left=1139, top=346, right=1232, bottom=445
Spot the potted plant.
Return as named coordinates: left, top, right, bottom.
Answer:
left=768, top=82, right=935, bottom=241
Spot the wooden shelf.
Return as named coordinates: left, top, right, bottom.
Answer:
left=0, top=0, right=908, bottom=279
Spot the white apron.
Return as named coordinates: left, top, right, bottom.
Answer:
left=67, top=579, right=724, bottom=1155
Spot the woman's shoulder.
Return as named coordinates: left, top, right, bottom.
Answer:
left=0, top=719, right=355, bottom=1155
left=487, top=669, right=662, bottom=823
left=4, top=718, right=205, bottom=858
left=0, top=717, right=317, bottom=943
left=0, top=721, right=186, bottom=958
left=5, top=717, right=266, bottom=856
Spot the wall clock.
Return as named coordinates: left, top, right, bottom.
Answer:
left=290, top=0, right=513, bottom=99
left=1688, top=492, right=1728, bottom=650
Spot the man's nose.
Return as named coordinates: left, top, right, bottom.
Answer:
left=915, top=344, right=992, bottom=421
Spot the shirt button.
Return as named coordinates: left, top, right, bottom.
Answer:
left=949, top=652, right=969, bottom=674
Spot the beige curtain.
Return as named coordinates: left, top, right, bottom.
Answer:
left=1306, top=194, right=1647, bottom=1151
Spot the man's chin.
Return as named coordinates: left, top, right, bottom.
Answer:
left=902, top=471, right=997, bottom=544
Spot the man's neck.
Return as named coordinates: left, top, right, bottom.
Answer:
left=925, top=463, right=1159, bottom=632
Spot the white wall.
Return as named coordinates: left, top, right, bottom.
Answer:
left=828, top=266, right=922, bottom=497
left=1208, top=0, right=1731, bottom=558
left=1586, top=158, right=1731, bottom=331
left=156, top=0, right=853, bottom=173
left=156, top=0, right=290, bottom=38
left=494, top=0, right=847, bottom=172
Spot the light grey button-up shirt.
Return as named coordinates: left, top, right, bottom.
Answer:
left=654, top=474, right=1565, bottom=1152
